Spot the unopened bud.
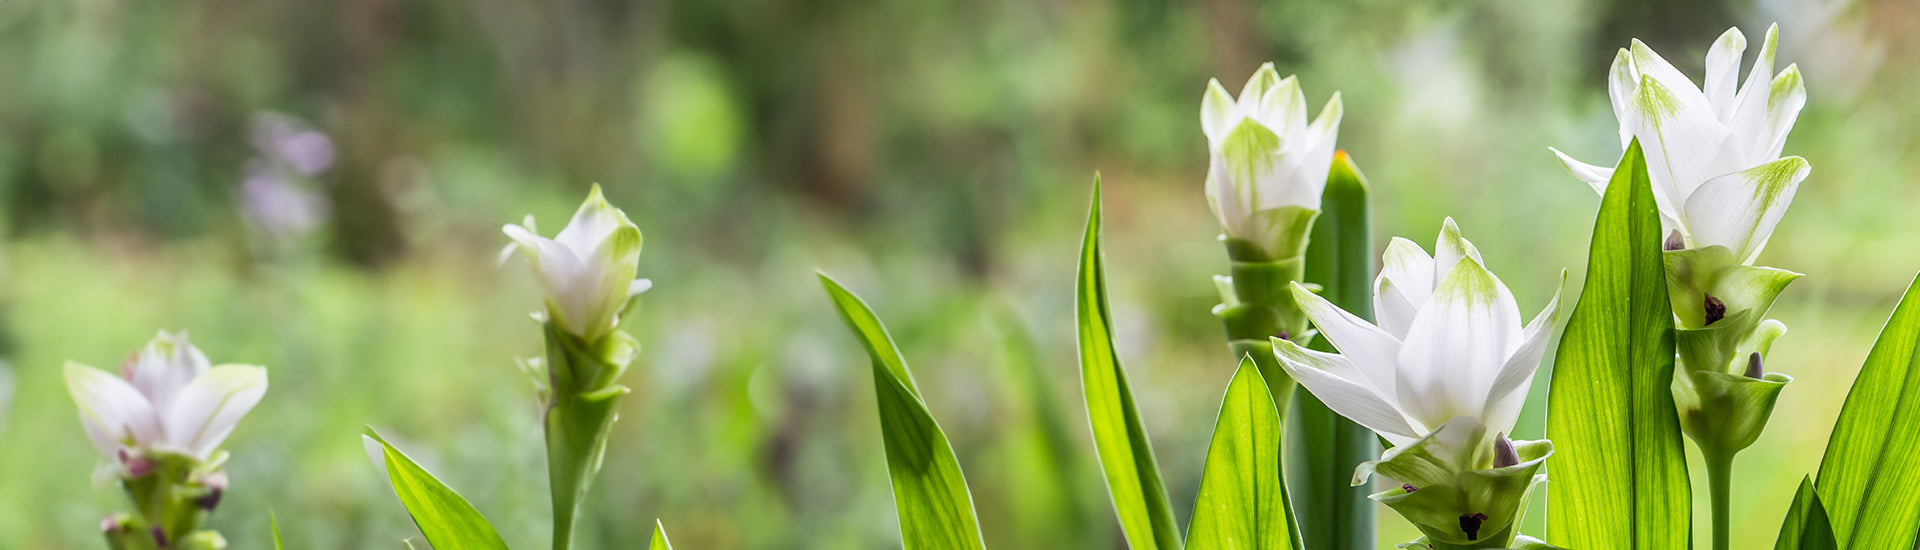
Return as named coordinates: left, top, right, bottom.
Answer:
left=1274, top=331, right=1290, bottom=341
left=1745, top=352, right=1765, bottom=379
left=1664, top=230, right=1686, bottom=251
left=150, top=526, right=169, bottom=548
left=1704, top=294, right=1727, bottom=325
left=1493, top=433, right=1520, bottom=468
left=1402, top=483, right=1417, bottom=493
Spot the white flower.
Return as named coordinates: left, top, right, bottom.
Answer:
left=502, top=185, right=651, bottom=342
left=1274, top=219, right=1564, bottom=456
left=1552, top=24, right=1810, bottom=265
left=65, top=332, right=268, bottom=461
left=1200, top=63, right=1343, bottom=253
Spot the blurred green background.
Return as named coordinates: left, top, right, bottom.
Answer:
left=0, top=0, right=1915, bottom=547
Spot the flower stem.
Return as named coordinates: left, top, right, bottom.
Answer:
left=1707, top=449, right=1735, bottom=550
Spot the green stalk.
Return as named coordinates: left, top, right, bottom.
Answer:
left=1290, top=151, right=1378, bottom=550
left=540, top=323, right=633, bottom=550
left=1707, top=450, right=1734, bottom=550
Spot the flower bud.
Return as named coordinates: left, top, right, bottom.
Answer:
left=1744, top=352, right=1765, bottom=379
left=1493, top=433, right=1520, bottom=468
left=1200, top=64, right=1342, bottom=260
left=503, top=185, right=651, bottom=343
left=1665, top=230, right=1686, bottom=251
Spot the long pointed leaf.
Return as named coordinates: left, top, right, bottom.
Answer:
left=1774, top=476, right=1838, bottom=550
left=651, top=520, right=674, bottom=550
left=1187, top=356, right=1299, bottom=550
left=1292, top=151, right=1377, bottom=550
left=820, top=274, right=988, bottom=550
left=362, top=431, right=510, bottom=550
left=1077, top=177, right=1183, bottom=550
left=1814, top=272, right=1920, bottom=548
left=1544, top=140, right=1691, bottom=548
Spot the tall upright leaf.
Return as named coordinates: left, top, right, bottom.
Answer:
left=1545, top=140, right=1691, bottom=548
left=362, top=431, right=511, bottom=550
left=1291, top=151, right=1377, bottom=550
left=819, top=275, right=988, bottom=550
left=1773, top=476, right=1838, bottom=550
left=1077, top=178, right=1183, bottom=550
left=1187, top=356, right=1299, bottom=550
left=651, top=520, right=674, bottom=550
left=1813, top=272, right=1920, bottom=548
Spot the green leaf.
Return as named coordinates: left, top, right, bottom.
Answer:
left=1814, top=272, right=1920, bottom=548
left=270, top=512, right=284, bottom=550
left=1773, top=476, right=1838, bottom=550
left=1077, top=178, right=1183, bottom=550
left=362, top=430, right=510, bottom=550
left=651, top=520, right=674, bottom=550
left=1187, top=356, right=1299, bottom=550
left=1544, top=140, right=1691, bottom=549
left=819, top=274, right=988, bottom=550
left=1292, top=150, right=1378, bottom=550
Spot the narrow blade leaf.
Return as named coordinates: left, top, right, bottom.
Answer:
left=1077, top=178, right=1183, bottom=550
left=362, top=431, right=510, bottom=550
left=271, top=512, right=285, bottom=550
left=820, top=274, right=988, bottom=550
left=1814, top=272, right=1920, bottom=548
left=1774, top=476, right=1838, bottom=550
left=1544, top=140, right=1691, bottom=548
left=651, top=519, right=674, bottom=550
left=1292, top=151, right=1378, bottom=550
left=1187, top=356, right=1299, bottom=550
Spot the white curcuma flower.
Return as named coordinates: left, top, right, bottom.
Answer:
left=64, top=332, right=268, bottom=462
left=1200, top=63, right=1342, bottom=256
left=1552, top=24, right=1810, bottom=266
left=1274, top=219, right=1564, bottom=458
left=502, top=185, right=652, bottom=342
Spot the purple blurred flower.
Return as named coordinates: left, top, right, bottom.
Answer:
left=240, top=159, right=329, bottom=240
left=249, top=112, right=335, bottom=177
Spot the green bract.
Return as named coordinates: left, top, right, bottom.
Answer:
left=1356, top=417, right=1551, bottom=548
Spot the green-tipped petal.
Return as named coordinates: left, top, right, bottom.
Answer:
left=1682, top=156, right=1810, bottom=265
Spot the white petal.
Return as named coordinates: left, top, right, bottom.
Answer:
left=1290, top=92, right=1343, bottom=198
left=1273, top=339, right=1419, bottom=443
left=126, top=331, right=209, bottom=412
left=163, top=364, right=268, bottom=458
left=1204, top=160, right=1248, bottom=237
left=1290, top=282, right=1402, bottom=384
left=1728, top=24, right=1780, bottom=161
left=65, top=362, right=160, bottom=457
left=1751, top=65, right=1805, bottom=163
left=1627, top=74, right=1735, bottom=220
left=1255, top=75, right=1308, bottom=140
left=554, top=185, right=636, bottom=255
left=1237, top=64, right=1283, bottom=113
left=1607, top=48, right=1640, bottom=149
left=1550, top=148, right=1615, bottom=195
left=1703, top=27, right=1747, bottom=122
left=1374, top=277, right=1421, bottom=341
left=1682, top=156, right=1810, bottom=264
left=1200, top=78, right=1239, bottom=145
left=1375, top=237, right=1435, bottom=338
left=1431, top=218, right=1484, bottom=286
left=1395, top=257, right=1522, bottom=430
left=628, top=278, right=653, bottom=297
left=1480, top=271, right=1567, bottom=438
left=1628, top=39, right=1711, bottom=114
